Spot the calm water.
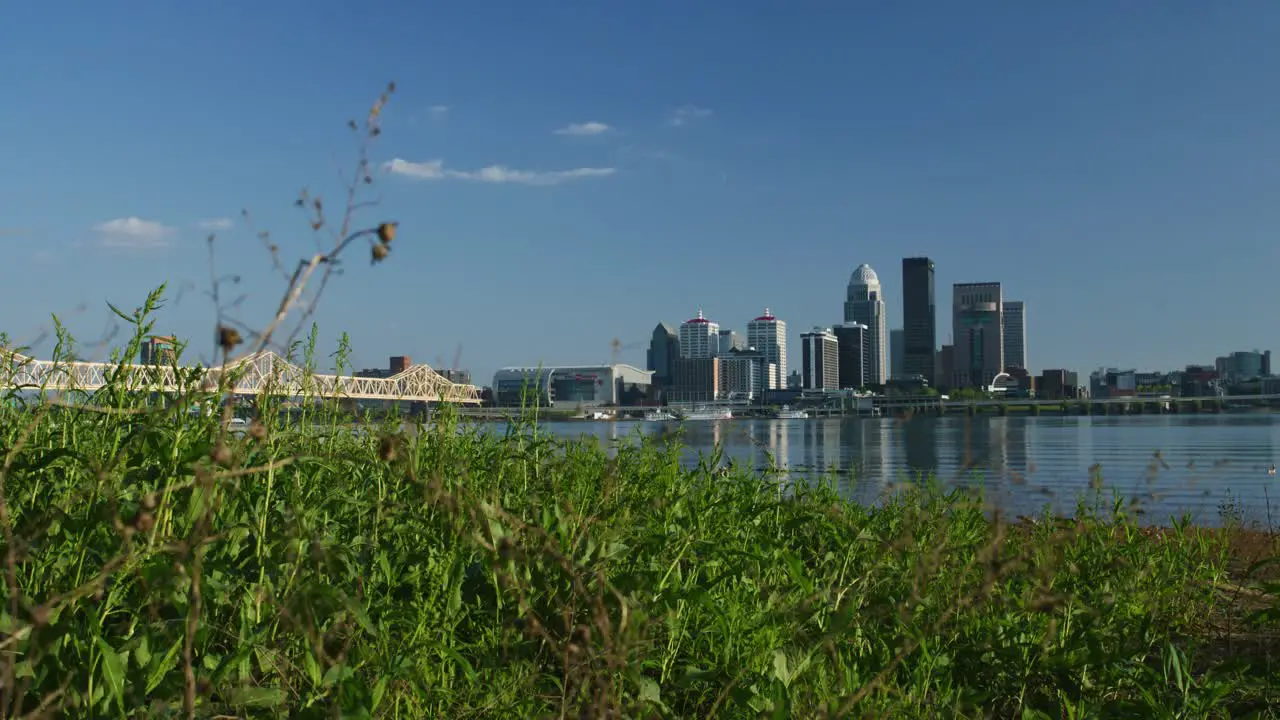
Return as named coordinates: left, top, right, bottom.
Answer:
left=500, top=414, right=1280, bottom=527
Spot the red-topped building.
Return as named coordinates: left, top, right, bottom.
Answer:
left=747, top=308, right=787, bottom=390
left=678, top=309, right=719, bottom=359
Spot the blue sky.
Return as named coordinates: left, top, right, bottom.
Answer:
left=3, top=1, right=1279, bottom=383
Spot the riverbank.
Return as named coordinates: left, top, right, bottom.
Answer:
left=1, top=401, right=1277, bottom=717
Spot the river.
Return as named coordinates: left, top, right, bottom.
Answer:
left=501, top=414, right=1280, bottom=528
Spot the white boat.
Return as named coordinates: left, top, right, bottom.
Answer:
left=681, top=407, right=733, bottom=421
left=644, top=409, right=677, bottom=421
left=776, top=406, right=808, bottom=419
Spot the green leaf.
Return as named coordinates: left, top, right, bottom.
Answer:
left=96, top=636, right=126, bottom=714
left=637, top=677, right=662, bottom=706
left=371, top=676, right=389, bottom=712
left=772, top=650, right=790, bottom=688
left=135, top=635, right=152, bottom=670
left=303, top=650, right=322, bottom=687
left=147, top=637, right=184, bottom=694
left=226, top=686, right=285, bottom=708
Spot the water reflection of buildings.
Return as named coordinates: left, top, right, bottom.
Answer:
left=901, top=419, right=938, bottom=480
left=800, top=420, right=842, bottom=476
left=743, top=420, right=788, bottom=474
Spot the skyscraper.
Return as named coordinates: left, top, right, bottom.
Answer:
left=800, top=327, right=839, bottom=390
left=747, top=308, right=787, bottom=389
left=901, top=257, right=936, bottom=385
left=832, top=322, right=869, bottom=389
left=890, top=328, right=905, bottom=380
left=952, top=282, right=1004, bottom=388
left=844, top=264, right=887, bottom=385
left=678, top=310, right=719, bottom=359
left=646, top=322, right=679, bottom=386
left=1001, top=301, right=1026, bottom=371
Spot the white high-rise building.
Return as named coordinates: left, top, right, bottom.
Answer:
left=844, top=264, right=888, bottom=385
left=747, top=308, right=787, bottom=389
left=1002, top=301, right=1026, bottom=371
left=678, top=309, right=719, bottom=359
left=800, top=327, right=839, bottom=390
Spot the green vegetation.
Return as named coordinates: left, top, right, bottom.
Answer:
left=1, top=85, right=1276, bottom=718
left=1, top=316, right=1278, bottom=717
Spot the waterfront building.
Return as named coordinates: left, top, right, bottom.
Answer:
left=646, top=323, right=679, bottom=386
left=901, top=257, right=937, bottom=385
left=844, top=265, right=887, bottom=385
left=889, top=328, right=905, bottom=380
left=1215, top=350, right=1272, bottom=384
left=844, top=265, right=888, bottom=385
left=678, top=310, right=719, bottom=359
left=746, top=308, right=787, bottom=389
left=936, top=344, right=954, bottom=390
left=1002, top=300, right=1026, bottom=371
left=670, top=357, right=720, bottom=404
left=492, top=364, right=653, bottom=407
left=832, top=322, right=869, bottom=389
left=800, top=327, right=839, bottom=390
left=1038, top=369, right=1079, bottom=399
left=951, top=282, right=1004, bottom=389
left=720, top=347, right=771, bottom=400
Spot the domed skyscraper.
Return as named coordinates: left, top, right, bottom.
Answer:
left=844, top=264, right=888, bottom=385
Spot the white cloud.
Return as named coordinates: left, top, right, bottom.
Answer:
left=666, top=105, right=713, bottom=127
left=428, top=105, right=450, bottom=118
left=554, top=121, right=611, bottom=136
left=384, top=158, right=616, bottom=186
left=94, top=217, right=177, bottom=249
left=198, top=218, right=233, bottom=231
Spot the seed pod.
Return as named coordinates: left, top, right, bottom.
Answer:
left=377, top=222, right=397, bottom=244
left=248, top=420, right=267, bottom=441
left=372, top=242, right=390, bottom=263
left=217, top=326, right=242, bottom=352
left=211, top=443, right=232, bottom=467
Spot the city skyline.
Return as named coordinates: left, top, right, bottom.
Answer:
left=4, top=4, right=1280, bottom=383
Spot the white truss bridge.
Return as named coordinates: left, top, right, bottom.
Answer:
left=0, top=349, right=482, bottom=405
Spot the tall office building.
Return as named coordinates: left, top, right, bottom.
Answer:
left=901, top=257, right=937, bottom=384
left=800, top=327, right=839, bottom=390
left=646, top=322, right=679, bottom=386
left=844, top=264, right=887, bottom=385
left=746, top=308, right=787, bottom=389
left=1001, top=301, right=1026, bottom=371
left=832, top=322, right=869, bottom=389
left=952, top=282, right=1004, bottom=388
left=678, top=310, right=719, bottom=359
left=889, top=329, right=905, bottom=380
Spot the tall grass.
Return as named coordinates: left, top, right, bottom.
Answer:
left=1, top=85, right=1276, bottom=718
left=1, top=312, right=1278, bottom=717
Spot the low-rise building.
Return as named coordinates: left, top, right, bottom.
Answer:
left=491, top=364, right=653, bottom=407
left=1037, top=369, right=1079, bottom=399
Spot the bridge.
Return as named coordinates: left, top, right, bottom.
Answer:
left=0, top=349, right=482, bottom=405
